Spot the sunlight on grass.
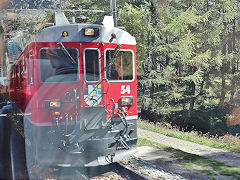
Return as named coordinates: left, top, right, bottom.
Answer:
left=137, top=137, right=168, bottom=149
left=195, top=169, right=213, bottom=175
left=138, top=120, right=240, bottom=153
left=178, top=152, right=240, bottom=176
left=138, top=137, right=240, bottom=177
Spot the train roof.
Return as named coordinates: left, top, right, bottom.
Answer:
left=7, top=13, right=136, bottom=62
left=36, top=14, right=136, bottom=45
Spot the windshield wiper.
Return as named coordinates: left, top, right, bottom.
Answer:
left=104, top=44, right=122, bottom=78
left=57, top=42, right=76, bottom=64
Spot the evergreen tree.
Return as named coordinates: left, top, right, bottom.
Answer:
left=67, top=0, right=240, bottom=131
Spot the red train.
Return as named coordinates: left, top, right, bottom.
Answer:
left=8, top=12, right=138, bottom=167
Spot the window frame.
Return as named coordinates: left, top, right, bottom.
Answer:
left=27, top=50, right=34, bottom=85
left=31, top=50, right=35, bottom=85
left=10, top=71, right=14, bottom=88
left=104, top=48, right=135, bottom=83
left=38, top=47, right=80, bottom=84
left=15, top=64, right=19, bottom=89
left=20, top=60, right=24, bottom=89
left=27, top=57, right=30, bottom=84
left=83, top=48, right=101, bottom=83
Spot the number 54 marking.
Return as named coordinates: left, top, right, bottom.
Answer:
left=121, top=85, right=131, bottom=94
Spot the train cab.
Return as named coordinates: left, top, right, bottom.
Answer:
left=8, top=13, right=138, bottom=168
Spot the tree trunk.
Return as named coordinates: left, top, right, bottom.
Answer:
left=189, top=81, right=196, bottom=116
left=230, top=18, right=236, bottom=104
left=206, top=0, right=209, bottom=11
left=219, top=43, right=227, bottom=107
left=219, top=75, right=226, bottom=107
left=188, top=0, right=192, bottom=8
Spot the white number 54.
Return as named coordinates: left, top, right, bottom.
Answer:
left=121, top=85, right=131, bottom=94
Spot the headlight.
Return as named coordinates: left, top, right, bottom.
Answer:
left=83, top=28, right=99, bottom=37
left=45, top=100, right=62, bottom=110
left=120, top=96, right=134, bottom=106
left=62, top=31, right=68, bottom=37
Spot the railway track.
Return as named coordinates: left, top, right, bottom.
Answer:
left=89, top=162, right=150, bottom=180
left=90, top=158, right=184, bottom=179
left=26, top=162, right=150, bottom=180
left=113, top=162, right=150, bottom=180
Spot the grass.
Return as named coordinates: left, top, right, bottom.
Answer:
left=137, top=137, right=240, bottom=177
left=195, top=169, right=213, bottom=175
left=137, top=136, right=168, bottom=149
left=138, top=120, right=240, bottom=153
left=173, top=149, right=240, bottom=176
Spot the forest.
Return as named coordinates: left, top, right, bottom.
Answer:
left=3, top=0, right=240, bottom=136
left=68, top=0, right=240, bottom=136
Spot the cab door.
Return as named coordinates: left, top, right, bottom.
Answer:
left=82, top=43, right=104, bottom=107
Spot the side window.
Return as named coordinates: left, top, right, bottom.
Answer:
left=23, top=56, right=26, bottom=72
left=16, top=65, right=19, bottom=89
left=27, top=58, right=30, bottom=84
left=31, top=50, right=35, bottom=85
left=27, top=50, right=34, bottom=84
left=20, top=61, right=23, bottom=80
left=20, top=60, right=24, bottom=89
left=106, top=50, right=133, bottom=81
left=84, top=49, right=100, bottom=82
left=10, top=71, right=14, bottom=88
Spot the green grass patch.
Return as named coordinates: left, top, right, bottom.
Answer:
left=176, top=151, right=240, bottom=176
left=137, top=138, right=240, bottom=177
left=137, top=137, right=168, bottom=149
left=194, top=169, right=213, bottom=175
left=138, top=120, right=240, bottom=153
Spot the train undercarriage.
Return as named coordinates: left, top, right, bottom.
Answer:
left=23, top=105, right=137, bottom=167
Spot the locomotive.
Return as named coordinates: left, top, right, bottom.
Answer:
left=8, top=12, right=138, bottom=167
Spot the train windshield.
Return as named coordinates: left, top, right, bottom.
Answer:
left=106, top=50, right=133, bottom=81
left=39, top=48, right=79, bottom=83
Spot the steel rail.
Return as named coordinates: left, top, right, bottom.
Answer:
left=114, top=162, right=151, bottom=180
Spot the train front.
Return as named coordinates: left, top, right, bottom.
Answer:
left=24, top=13, right=138, bottom=167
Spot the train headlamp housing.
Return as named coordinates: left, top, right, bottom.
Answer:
left=62, top=31, right=68, bottom=37
left=120, top=96, right=134, bottom=106
left=45, top=100, right=62, bottom=110
left=83, top=28, right=99, bottom=37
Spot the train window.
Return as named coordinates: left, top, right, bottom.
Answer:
left=84, top=49, right=100, bottom=82
left=20, top=61, right=23, bottom=89
left=10, top=71, right=13, bottom=88
left=39, top=48, right=79, bottom=83
left=106, top=50, right=133, bottom=81
left=29, top=50, right=34, bottom=58
left=27, top=50, right=34, bottom=84
left=32, top=50, right=35, bottom=85
left=27, top=58, right=30, bottom=84
left=22, top=56, right=26, bottom=72
left=16, top=65, right=19, bottom=89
